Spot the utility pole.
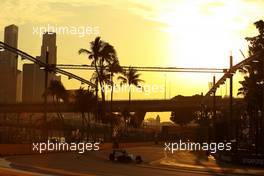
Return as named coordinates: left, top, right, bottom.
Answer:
left=213, top=75, right=216, bottom=118
left=229, top=54, right=233, bottom=141
left=43, top=47, right=49, bottom=141
left=213, top=75, right=216, bottom=141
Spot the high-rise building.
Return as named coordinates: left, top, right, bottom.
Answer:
left=40, top=32, right=57, bottom=65
left=0, top=24, right=19, bottom=103
left=22, top=64, right=38, bottom=102
left=16, top=70, right=22, bottom=102
left=22, top=32, right=61, bottom=103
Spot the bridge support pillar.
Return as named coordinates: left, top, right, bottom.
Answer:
left=134, top=111, right=146, bottom=127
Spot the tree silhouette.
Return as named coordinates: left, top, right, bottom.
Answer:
left=118, top=67, right=144, bottom=128
left=74, top=87, right=96, bottom=140
left=46, top=80, right=68, bottom=122
left=78, top=37, right=117, bottom=103
left=106, top=59, right=122, bottom=135
left=238, top=20, right=264, bottom=153
left=170, top=109, right=195, bottom=127
left=79, top=37, right=119, bottom=123
left=107, top=59, right=122, bottom=108
left=118, top=66, right=144, bottom=103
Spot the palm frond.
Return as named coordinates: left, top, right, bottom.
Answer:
left=117, top=76, right=127, bottom=84
left=78, top=48, right=91, bottom=55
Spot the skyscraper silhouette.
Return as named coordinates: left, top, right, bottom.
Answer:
left=22, top=32, right=61, bottom=102
left=0, top=24, right=19, bottom=103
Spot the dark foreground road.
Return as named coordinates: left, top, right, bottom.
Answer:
left=1, top=145, right=263, bottom=176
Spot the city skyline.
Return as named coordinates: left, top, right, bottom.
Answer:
left=0, top=1, right=264, bottom=123
left=1, top=0, right=264, bottom=99
left=0, top=1, right=263, bottom=175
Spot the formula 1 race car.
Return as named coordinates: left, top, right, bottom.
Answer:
left=109, top=149, right=143, bottom=164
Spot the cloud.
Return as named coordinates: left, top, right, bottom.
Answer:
left=1, top=0, right=264, bottom=35
left=0, top=0, right=72, bottom=28
left=0, top=0, right=156, bottom=29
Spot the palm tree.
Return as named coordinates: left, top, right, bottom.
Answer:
left=107, top=60, right=122, bottom=136
left=107, top=60, right=122, bottom=107
left=118, top=66, right=144, bottom=103
left=45, top=80, right=68, bottom=139
left=46, top=80, right=68, bottom=122
left=74, top=87, right=96, bottom=140
left=118, top=67, right=144, bottom=128
left=90, top=68, right=111, bottom=122
left=79, top=37, right=118, bottom=126
left=78, top=37, right=117, bottom=103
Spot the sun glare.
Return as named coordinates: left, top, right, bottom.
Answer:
left=159, top=1, right=247, bottom=68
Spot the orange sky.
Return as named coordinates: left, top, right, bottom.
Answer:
left=1, top=0, right=264, bottom=121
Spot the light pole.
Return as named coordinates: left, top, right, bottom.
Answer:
left=229, top=54, right=233, bottom=141
left=213, top=75, right=216, bottom=141
left=43, top=47, right=49, bottom=141
left=213, top=75, right=216, bottom=118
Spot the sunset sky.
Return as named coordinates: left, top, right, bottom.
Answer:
left=1, top=0, right=264, bottom=120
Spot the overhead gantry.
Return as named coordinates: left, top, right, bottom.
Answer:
left=0, top=41, right=96, bottom=88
